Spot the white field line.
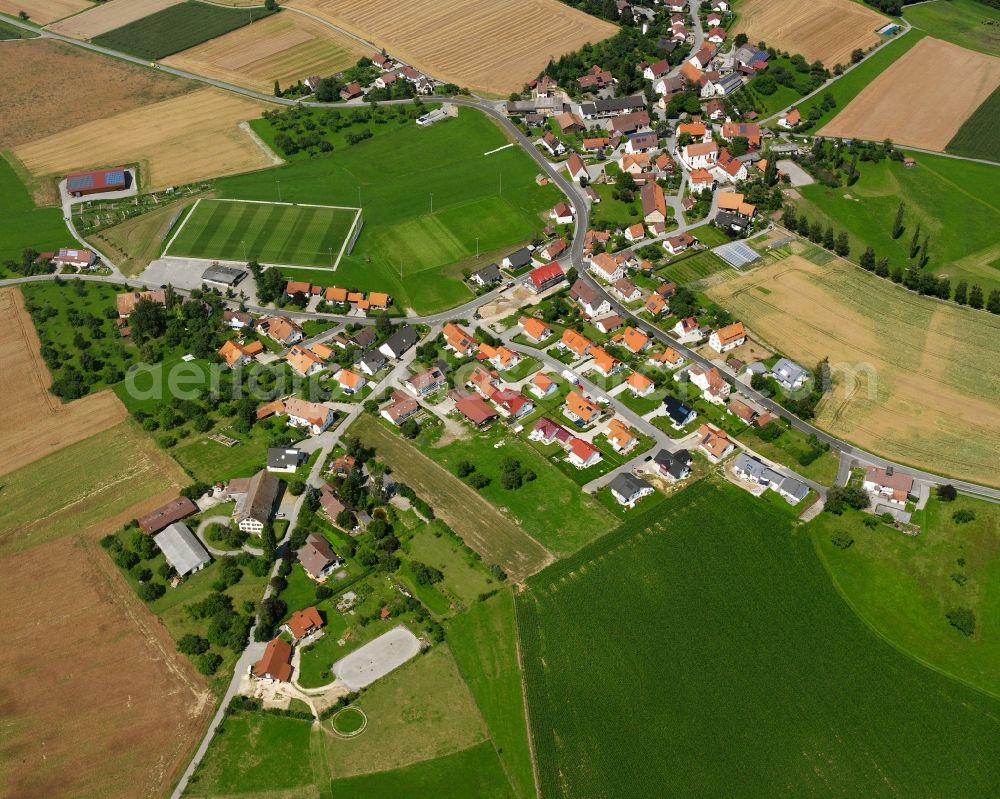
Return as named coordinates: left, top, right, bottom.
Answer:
left=162, top=196, right=202, bottom=254
left=484, top=143, right=514, bottom=156
left=329, top=208, right=363, bottom=271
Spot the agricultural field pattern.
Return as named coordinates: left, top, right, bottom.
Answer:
left=1, top=0, right=998, bottom=798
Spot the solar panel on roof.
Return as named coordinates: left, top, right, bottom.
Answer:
left=67, top=175, right=94, bottom=189
left=106, top=170, right=126, bottom=183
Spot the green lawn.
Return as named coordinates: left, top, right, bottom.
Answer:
left=0, top=19, right=37, bottom=39
left=517, top=478, right=1000, bottom=798
left=904, top=0, right=1000, bottom=57
left=686, top=223, right=732, bottom=248
left=810, top=495, right=1000, bottom=698
left=801, top=30, right=927, bottom=128
left=328, top=741, right=515, bottom=799
left=446, top=591, right=536, bottom=799
left=0, top=156, right=71, bottom=264
left=166, top=199, right=359, bottom=267
left=414, top=423, right=617, bottom=557
left=946, top=84, right=1000, bottom=162
left=92, top=1, right=275, bottom=60
left=794, top=152, right=1000, bottom=292
left=590, top=182, right=642, bottom=227
left=216, top=107, right=561, bottom=314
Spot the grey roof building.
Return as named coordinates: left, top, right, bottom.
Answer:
left=771, top=358, right=809, bottom=389
left=267, top=448, right=302, bottom=473
left=233, top=470, right=281, bottom=534
left=154, top=523, right=210, bottom=577
left=201, top=263, right=247, bottom=286
left=775, top=475, right=810, bottom=504
left=378, top=325, right=417, bottom=359
left=653, top=449, right=691, bottom=481
left=732, top=453, right=782, bottom=485
left=470, top=263, right=502, bottom=286
left=503, top=247, right=533, bottom=270
left=609, top=473, right=654, bottom=506
left=297, top=533, right=343, bottom=579
left=579, top=94, right=646, bottom=118
left=359, top=348, right=388, bottom=376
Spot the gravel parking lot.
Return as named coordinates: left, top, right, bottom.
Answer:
left=333, top=626, right=421, bottom=690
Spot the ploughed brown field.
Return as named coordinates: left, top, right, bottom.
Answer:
left=286, top=0, right=618, bottom=95
left=733, top=0, right=886, bottom=67
left=706, top=252, right=1000, bottom=487
left=0, top=0, right=91, bottom=24
left=162, top=11, right=370, bottom=94
left=0, top=287, right=127, bottom=477
left=47, top=0, right=184, bottom=39
left=11, top=87, right=274, bottom=195
left=0, top=39, right=193, bottom=150
left=819, top=37, right=1000, bottom=150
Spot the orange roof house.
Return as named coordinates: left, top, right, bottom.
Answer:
left=284, top=606, right=324, bottom=641
left=606, top=418, right=637, bottom=453
left=310, top=343, right=334, bottom=360
left=253, top=638, right=292, bottom=682
left=335, top=369, right=366, bottom=393
left=627, top=370, right=654, bottom=396
left=347, top=291, right=364, bottom=304
left=560, top=328, right=592, bottom=357
left=644, top=294, right=668, bottom=315
left=589, top=346, right=620, bottom=377
left=564, top=390, right=599, bottom=425
left=324, top=286, right=348, bottom=303
left=368, top=292, right=391, bottom=309
left=219, top=339, right=262, bottom=368
left=530, top=371, right=557, bottom=397
left=696, top=423, right=734, bottom=461
left=649, top=347, right=684, bottom=368
left=478, top=343, right=519, bottom=369
left=286, top=345, right=327, bottom=376
left=468, top=365, right=499, bottom=398
left=619, top=326, right=650, bottom=353
left=443, top=322, right=476, bottom=355
left=518, top=316, right=551, bottom=342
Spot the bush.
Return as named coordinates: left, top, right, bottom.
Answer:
left=178, top=634, right=210, bottom=656
left=936, top=484, right=957, bottom=502
left=114, top=549, right=140, bottom=570
left=468, top=473, right=491, bottom=490
left=196, top=651, right=223, bottom=676
left=316, top=585, right=333, bottom=601
left=99, top=533, right=121, bottom=550
left=952, top=509, right=976, bottom=524
left=489, top=564, right=508, bottom=582
left=455, top=460, right=475, bottom=478
left=946, top=607, right=976, bottom=637
left=830, top=534, right=854, bottom=549
left=412, top=561, right=444, bottom=586
left=824, top=486, right=869, bottom=515
left=138, top=581, right=166, bottom=602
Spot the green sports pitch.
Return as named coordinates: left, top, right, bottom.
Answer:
left=164, top=198, right=361, bottom=268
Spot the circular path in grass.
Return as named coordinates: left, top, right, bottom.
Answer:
left=330, top=706, right=367, bottom=738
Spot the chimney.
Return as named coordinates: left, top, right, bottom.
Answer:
left=886, top=466, right=894, bottom=476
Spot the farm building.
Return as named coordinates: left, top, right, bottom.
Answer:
left=231, top=469, right=281, bottom=534
left=137, top=496, right=198, bottom=535
left=154, top=523, right=210, bottom=577
left=65, top=166, right=129, bottom=196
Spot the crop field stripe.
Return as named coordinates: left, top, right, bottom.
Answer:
left=186, top=199, right=232, bottom=254
left=247, top=203, right=289, bottom=258
left=219, top=200, right=264, bottom=257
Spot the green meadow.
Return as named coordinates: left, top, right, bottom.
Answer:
left=517, top=479, right=1000, bottom=798
left=0, top=157, right=70, bottom=265
left=215, top=108, right=560, bottom=313
left=794, top=151, right=1000, bottom=292
left=947, top=84, right=1000, bottom=162
left=904, top=0, right=1000, bottom=57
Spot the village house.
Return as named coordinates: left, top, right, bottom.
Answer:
left=549, top=202, right=574, bottom=225
left=649, top=346, right=684, bottom=370
left=469, top=263, right=502, bottom=287
left=232, top=469, right=281, bottom=534
left=467, top=365, right=499, bottom=399
left=378, top=325, right=417, bottom=359
left=527, top=261, right=565, bottom=293
left=696, top=423, right=734, bottom=461
left=283, top=606, right=324, bottom=642
left=539, top=131, right=566, bottom=156
left=688, top=364, right=731, bottom=404
left=490, top=388, right=534, bottom=419
left=116, top=289, right=166, bottom=318
left=609, top=473, right=654, bottom=507
left=863, top=466, right=914, bottom=506
left=381, top=389, right=420, bottom=425
left=564, top=390, right=599, bottom=426
left=334, top=368, right=367, bottom=395
left=662, top=395, right=696, bottom=429
left=653, top=449, right=691, bottom=481
left=297, top=533, right=344, bottom=580
left=778, top=108, right=801, bottom=129
left=720, top=121, right=762, bottom=148
left=258, top=316, right=303, bottom=346
left=539, top=237, right=567, bottom=262
left=454, top=393, right=498, bottom=427
left=50, top=247, right=97, bottom=269
left=624, top=223, right=645, bottom=243
left=664, top=232, right=697, bottom=256
left=478, top=342, right=521, bottom=371
left=608, top=110, right=650, bottom=137
left=606, top=418, right=638, bottom=454
left=284, top=397, right=335, bottom=434
left=712, top=148, right=749, bottom=183
left=627, top=370, right=654, bottom=397
left=286, top=345, right=327, bottom=377
left=567, top=437, right=602, bottom=469
left=617, top=326, right=651, bottom=354
left=359, top=349, right=387, bottom=376
left=223, top=309, right=252, bottom=330
left=626, top=131, right=659, bottom=154
left=568, top=280, right=610, bottom=320
left=442, top=322, right=476, bottom=356
left=771, top=358, right=809, bottom=390
left=266, top=447, right=302, bottom=474
left=709, top=321, right=746, bottom=353
left=594, top=314, right=623, bottom=334
left=518, top=316, right=552, bottom=343
left=679, top=141, right=719, bottom=170
left=620, top=152, right=651, bottom=175
left=218, top=339, right=263, bottom=369
left=252, top=638, right=292, bottom=683
left=732, top=453, right=783, bottom=486
left=589, top=252, right=626, bottom=283
left=529, top=372, right=558, bottom=398
left=672, top=316, right=703, bottom=342
left=644, top=294, right=668, bottom=316
left=589, top=347, right=620, bottom=378
left=717, top=192, right=757, bottom=218
left=530, top=416, right=572, bottom=445
left=404, top=366, right=446, bottom=397
left=566, top=152, right=589, bottom=183
left=641, top=182, right=667, bottom=226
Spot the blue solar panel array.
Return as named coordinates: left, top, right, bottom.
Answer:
left=106, top=170, right=126, bottom=184
left=66, top=170, right=126, bottom=191
left=67, top=174, right=94, bottom=190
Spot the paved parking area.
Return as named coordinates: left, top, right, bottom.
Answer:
left=333, top=625, right=421, bottom=690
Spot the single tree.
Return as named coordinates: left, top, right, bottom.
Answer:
left=834, top=231, right=850, bottom=257
left=859, top=246, right=875, bottom=271
left=953, top=280, right=968, bottom=305
left=969, top=284, right=984, bottom=309
left=987, top=289, right=1000, bottom=315
left=909, top=223, right=921, bottom=259
left=891, top=201, right=905, bottom=239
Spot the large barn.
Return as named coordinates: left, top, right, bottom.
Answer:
left=65, top=166, right=129, bottom=196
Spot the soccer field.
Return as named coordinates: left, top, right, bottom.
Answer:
left=165, top=198, right=360, bottom=268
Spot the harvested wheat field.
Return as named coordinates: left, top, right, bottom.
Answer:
left=286, top=0, right=617, bottom=95
left=0, top=39, right=193, bottom=149
left=0, top=287, right=128, bottom=477
left=706, top=254, right=1000, bottom=487
left=48, top=0, right=182, bottom=39
left=733, top=0, right=886, bottom=67
left=0, top=502, right=210, bottom=799
left=0, top=0, right=91, bottom=24
left=163, top=11, right=368, bottom=93
left=13, top=87, right=274, bottom=192
left=820, top=37, right=1000, bottom=150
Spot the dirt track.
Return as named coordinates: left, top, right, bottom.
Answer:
left=0, top=287, right=128, bottom=477
left=820, top=37, right=1000, bottom=149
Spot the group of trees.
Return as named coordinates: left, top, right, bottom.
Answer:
left=2, top=248, right=55, bottom=277
left=780, top=207, right=851, bottom=257
left=261, top=102, right=422, bottom=157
